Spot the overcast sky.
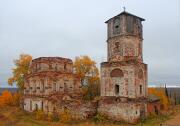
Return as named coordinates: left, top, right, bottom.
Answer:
left=0, top=0, right=180, bottom=87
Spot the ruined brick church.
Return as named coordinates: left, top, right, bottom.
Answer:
left=23, top=11, right=148, bottom=123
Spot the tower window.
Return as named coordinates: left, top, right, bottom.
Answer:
left=115, top=85, right=119, bottom=95
left=113, top=18, right=120, bottom=34
left=140, top=85, right=142, bottom=95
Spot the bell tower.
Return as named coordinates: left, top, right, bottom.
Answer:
left=106, top=11, right=144, bottom=62
left=101, top=11, right=148, bottom=99
left=99, top=10, right=148, bottom=123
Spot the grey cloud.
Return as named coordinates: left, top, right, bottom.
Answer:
left=0, top=0, right=179, bottom=87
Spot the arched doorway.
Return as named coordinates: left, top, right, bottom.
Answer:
left=110, top=69, right=124, bottom=96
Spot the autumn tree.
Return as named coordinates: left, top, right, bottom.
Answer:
left=0, top=90, right=13, bottom=106
left=74, top=56, right=99, bottom=85
left=8, top=54, right=32, bottom=90
left=0, top=90, right=21, bottom=106
left=74, top=56, right=100, bottom=100
left=148, top=87, right=170, bottom=110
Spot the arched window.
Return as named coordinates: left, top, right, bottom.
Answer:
left=30, top=100, right=32, bottom=111
left=110, top=69, right=124, bottom=77
left=64, top=83, right=67, bottom=92
left=113, top=18, right=120, bottom=34
left=64, top=64, right=67, bottom=70
left=41, top=79, right=44, bottom=92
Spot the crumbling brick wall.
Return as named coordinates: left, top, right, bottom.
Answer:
left=98, top=97, right=147, bottom=124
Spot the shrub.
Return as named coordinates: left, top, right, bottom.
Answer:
left=35, top=110, right=46, bottom=120
left=46, top=112, right=59, bottom=122
left=59, top=108, right=72, bottom=123
left=0, top=90, right=13, bottom=106
left=52, top=112, right=59, bottom=122
left=148, top=112, right=158, bottom=119
left=93, top=113, right=107, bottom=123
left=0, top=90, right=21, bottom=107
left=47, top=113, right=53, bottom=122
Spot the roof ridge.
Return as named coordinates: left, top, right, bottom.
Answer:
left=105, top=11, right=145, bottom=23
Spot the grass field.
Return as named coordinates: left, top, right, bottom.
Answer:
left=0, top=106, right=179, bottom=126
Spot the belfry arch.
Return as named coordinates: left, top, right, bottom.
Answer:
left=110, top=68, right=124, bottom=77
left=110, top=69, right=124, bottom=96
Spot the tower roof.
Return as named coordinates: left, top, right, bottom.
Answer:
left=105, top=11, right=145, bottom=23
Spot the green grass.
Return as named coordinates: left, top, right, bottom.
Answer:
left=0, top=106, right=178, bottom=126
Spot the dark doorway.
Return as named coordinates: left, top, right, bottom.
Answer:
left=115, top=85, right=119, bottom=95
left=35, top=104, right=38, bottom=111
left=154, top=106, right=159, bottom=115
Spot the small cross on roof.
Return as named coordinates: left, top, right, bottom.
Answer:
left=123, top=7, right=126, bottom=12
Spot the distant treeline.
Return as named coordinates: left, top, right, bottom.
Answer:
left=0, top=87, right=179, bottom=104
left=0, top=88, right=18, bottom=95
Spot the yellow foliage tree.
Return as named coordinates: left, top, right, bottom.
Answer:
left=148, top=87, right=169, bottom=110
left=11, top=92, right=21, bottom=106
left=74, top=56, right=99, bottom=85
left=8, top=54, right=32, bottom=90
left=74, top=56, right=100, bottom=100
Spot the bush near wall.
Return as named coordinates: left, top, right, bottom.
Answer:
left=0, top=90, right=21, bottom=107
left=59, top=108, right=72, bottom=123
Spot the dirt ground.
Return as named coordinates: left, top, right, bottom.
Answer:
left=162, top=106, right=180, bottom=125
left=0, top=106, right=180, bottom=126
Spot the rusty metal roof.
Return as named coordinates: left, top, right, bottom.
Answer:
left=148, top=94, right=160, bottom=102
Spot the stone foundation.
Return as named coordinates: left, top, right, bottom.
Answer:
left=98, top=97, right=147, bottom=124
